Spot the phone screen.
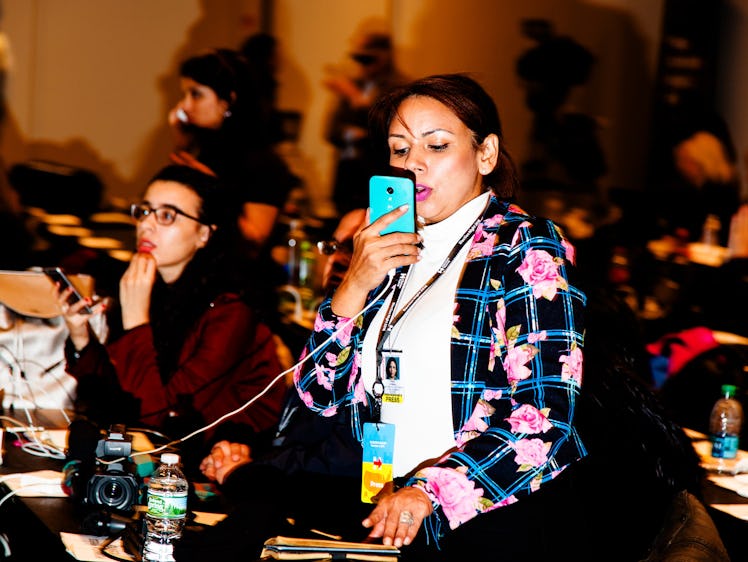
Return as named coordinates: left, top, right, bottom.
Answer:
left=44, top=267, right=93, bottom=314
left=369, top=169, right=416, bottom=235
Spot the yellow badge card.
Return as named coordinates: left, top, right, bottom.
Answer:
left=361, top=422, right=395, bottom=503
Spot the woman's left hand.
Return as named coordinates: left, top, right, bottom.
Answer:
left=199, top=440, right=252, bottom=485
left=362, top=486, right=432, bottom=548
left=120, top=252, right=157, bottom=330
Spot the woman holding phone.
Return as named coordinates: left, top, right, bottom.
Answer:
left=191, top=74, right=584, bottom=559
left=293, top=73, right=588, bottom=557
left=55, top=165, right=285, bottom=467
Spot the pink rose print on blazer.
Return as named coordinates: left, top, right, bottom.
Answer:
left=419, top=466, right=485, bottom=529
left=506, top=404, right=553, bottom=434
left=516, top=248, right=568, bottom=300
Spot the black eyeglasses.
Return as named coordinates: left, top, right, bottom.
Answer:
left=130, top=203, right=206, bottom=226
left=317, top=238, right=354, bottom=256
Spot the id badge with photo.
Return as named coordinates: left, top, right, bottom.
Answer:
left=361, top=422, right=395, bottom=503
left=380, top=352, right=403, bottom=405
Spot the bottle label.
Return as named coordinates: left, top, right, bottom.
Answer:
left=712, top=435, right=739, bottom=459
left=147, top=490, right=188, bottom=518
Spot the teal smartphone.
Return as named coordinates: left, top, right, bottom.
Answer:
left=369, top=170, right=416, bottom=235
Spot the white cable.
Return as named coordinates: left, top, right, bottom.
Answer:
left=0, top=532, right=10, bottom=557
left=19, top=429, right=65, bottom=460
left=102, top=277, right=396, bottom=464
left=1, top=343, right=72, bottom=426
left=0, top=483, right=57, bottom=509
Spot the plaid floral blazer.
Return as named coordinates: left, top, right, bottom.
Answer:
left=294, top=195, right=588, bottom=542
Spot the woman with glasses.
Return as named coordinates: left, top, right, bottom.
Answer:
left=56, top=165, right=286, bottom=469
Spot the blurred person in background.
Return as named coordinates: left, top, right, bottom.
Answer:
left=324, top=31, right=408, bottom=216
left=655, top=130, right=742, bottom=246
left=169, top=49, right=299, bottom=255
left=239, top=32, right=284, bottom=146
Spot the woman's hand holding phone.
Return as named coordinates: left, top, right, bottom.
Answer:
left=50, top=274, right=101, bottom=352
left=330, top=206, right=421, bottom=318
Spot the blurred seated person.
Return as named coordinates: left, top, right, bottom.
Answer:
left=659, top=131, right=741, bottom=246
left=169, top=49, right=299, bottom=254
left=56, top=165, right=286, bottom=469
left=317, top=208, right=367, bottom=292
left=0, top=156, right=33, bottom=269
left=699, top=203, right=748, bottom=337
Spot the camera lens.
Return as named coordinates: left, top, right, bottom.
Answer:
left=88, top=473, right=138, bottom=511
left=103, top=480, right=126, bottom=503
left=386, top=186, right=394, bottom=194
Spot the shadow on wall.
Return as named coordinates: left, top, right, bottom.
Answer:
left=130, top=0, right=259, bottom=200
left=398, top=0, right=653, bottom=233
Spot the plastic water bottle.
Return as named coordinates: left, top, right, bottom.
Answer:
left=709, top=384, right=744, bottom=473
left=143, top=453, right=189, bottom=561
left=700, top=214, right=721, bottom=246
left=285, top=219, right=307, bottom=286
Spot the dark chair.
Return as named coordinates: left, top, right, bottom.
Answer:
left=641, top=490, right=730, bottom=561
left=8, top=160, right=103, bottom=218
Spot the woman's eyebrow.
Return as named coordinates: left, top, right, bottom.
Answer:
left=388, top=127, right=454, bottom=140
left=420, top=128, right=455, bottom=138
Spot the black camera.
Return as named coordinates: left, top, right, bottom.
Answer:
left=86, top=424, right=140, bottom=513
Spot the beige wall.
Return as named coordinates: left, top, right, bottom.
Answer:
left=272, top=0, right=391, bottom=217
left=721, top=0, right=748, bottom=198
left=274, top=0, right=665, bottom=211
left=1, top=0, right=261, bottom=202
left=1, top=0, right=675, bottom=214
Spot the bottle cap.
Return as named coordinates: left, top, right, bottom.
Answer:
left=722, top=384, right=738, bottom=398
left=160, top=453, right=180, bottom=465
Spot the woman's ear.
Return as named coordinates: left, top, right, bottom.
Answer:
left=478, top=134, right=499, bottom=175
left=197, top=224, right=214, bottom=248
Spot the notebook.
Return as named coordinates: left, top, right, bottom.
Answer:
left=0, top=269, right=93, bottom=318
left=260, top=536, right=400, bottom=561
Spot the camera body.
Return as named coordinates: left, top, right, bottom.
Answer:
left=86, top=424, right=140, bottom=513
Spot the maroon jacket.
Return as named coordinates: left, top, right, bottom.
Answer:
left=66, top=293, right=285, bottom=433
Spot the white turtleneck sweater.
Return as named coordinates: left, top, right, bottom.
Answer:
left=361, top=192, right=489, bottom=476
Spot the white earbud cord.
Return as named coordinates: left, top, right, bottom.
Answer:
left=102, top=274, right=397, bottom=464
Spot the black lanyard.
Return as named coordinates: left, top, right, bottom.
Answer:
left=371, top=216, right=482, bottom=421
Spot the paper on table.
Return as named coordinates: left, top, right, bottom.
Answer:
left=0, top=469, right=66, bottom=497
left=59, top=532, right=135, bottom=562
left=192, top=510, right=227, bottom=526
left=707, top=473, right=748, bottom=495
left=711, top=504, right=748, bottom=521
